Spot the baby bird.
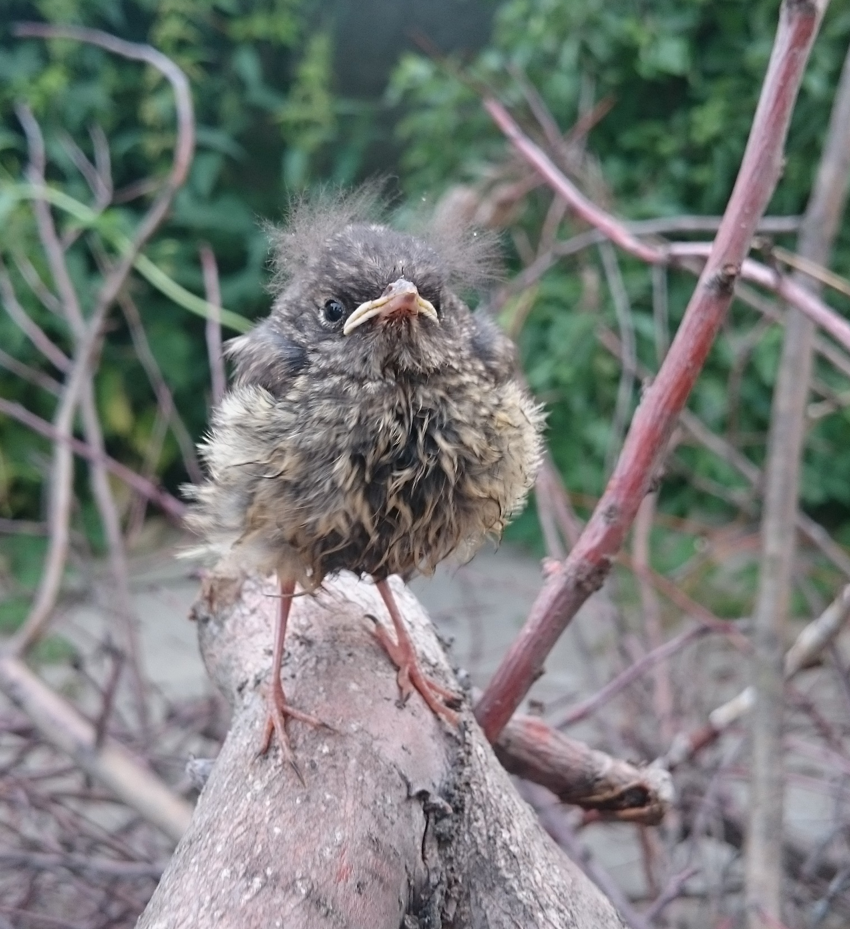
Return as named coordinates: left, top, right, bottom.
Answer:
left=186, top=191, right=544, bottom=765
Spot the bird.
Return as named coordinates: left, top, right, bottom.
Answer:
left=185, top=189, right=544, bottom=767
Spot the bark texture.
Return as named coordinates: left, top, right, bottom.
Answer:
left=137, top=572, right=625, bottom=929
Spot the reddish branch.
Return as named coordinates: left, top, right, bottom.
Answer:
left=476, top=0, right=828, bottom=741
left=482, top=75, right=850, bottom=359
left=669, top=244, right=850, bottom=351
left=484, top=96, right=659, bottom=265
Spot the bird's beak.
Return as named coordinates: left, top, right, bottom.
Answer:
left=343, top=278, right=438, bottom=336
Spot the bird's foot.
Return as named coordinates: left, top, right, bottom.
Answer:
left=258, top=677, right=328, bottom=780
left=370, top=620, right=461, bottom=725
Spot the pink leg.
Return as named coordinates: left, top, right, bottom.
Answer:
left=373, top=578, right=460, bottom=725
left=259, top=578, right=326, bottom=771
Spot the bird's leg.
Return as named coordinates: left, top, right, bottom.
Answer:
left=373, top=578, right=460, bottom=725
left=259, top=577, right=326, bottom=769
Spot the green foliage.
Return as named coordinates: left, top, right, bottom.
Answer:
left=389, top=0, right=850, bottom=538
left=2, top=0, right=850, bottom=592
left=0, top=0, right=383, bottom=537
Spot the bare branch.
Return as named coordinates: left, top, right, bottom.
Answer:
left=477, top=0, right=828, bottom=742
left=484, top=97, right=660, bottom=263
left=661, top=585, right=850, bottom=770
left=495, top=712, right=673, bottom=824
left=0, top=259, right=69, bottom=372
left=200, top=245, right=226, bottom=408
left=8, top=31, right=195, bottom=653
left=553, top=622, right=710, bottom=729
left=0, top=350, right=61, bottom=395
left=632, top=493, right=675, bottom=745
left=747, top=23, right=850, bottom=925
left=0, top=653, right=193, bottom=843
left=0, top=399, right=184, bottom=521
left=598, top=242, right=636, bottom=475
left=668, top=244, right=850, bottom=353
left=116, top=290, right=202, bottom=483
left=599, top=321, right=850, bottom=579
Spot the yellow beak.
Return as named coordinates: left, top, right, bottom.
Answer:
left=343, top=278, right=438, bottom=336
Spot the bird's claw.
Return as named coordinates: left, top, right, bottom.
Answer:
left=257, top=678, right=331, bottom=782
left=372, top=621, right=461, bottom=725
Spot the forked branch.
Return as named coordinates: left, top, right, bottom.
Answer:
left=476, top=0, right=830, bottom=741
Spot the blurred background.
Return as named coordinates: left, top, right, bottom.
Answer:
left=2, top=1, right=850, bottom=927
left=3, top=0, right=850, bottom=566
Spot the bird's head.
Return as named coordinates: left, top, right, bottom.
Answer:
left=229, top=191, right=499, bottom=386
left=286, top=222, right=462, bottom=375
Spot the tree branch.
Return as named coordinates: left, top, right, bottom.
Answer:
left=137, top=573, right=626, bottom=929
left=746, top=29, right=850, bottom=922
left=475, top=0, right=828, bottom=741
left=8, top=29, right=195, bottom=653
left=0, top=653, right=192, bottom=843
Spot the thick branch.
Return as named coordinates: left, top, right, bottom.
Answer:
left=138, top=574, right=625, bottom=929
left=495, top=714, right=673, bottom=825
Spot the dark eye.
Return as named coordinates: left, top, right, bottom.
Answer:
left=322, top=299, right=346, bottom=324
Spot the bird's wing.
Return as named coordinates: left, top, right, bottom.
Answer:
left=469, top=312, right=520, bottom=385
left=225, top=319, right=309, bottom=396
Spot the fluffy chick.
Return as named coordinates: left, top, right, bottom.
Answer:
left=186, top=192, right=544, bottom=764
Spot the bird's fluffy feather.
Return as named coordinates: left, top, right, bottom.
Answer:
left=185, top=193, right=544, bottom=588
left=266, top=185, right=502, bottom=299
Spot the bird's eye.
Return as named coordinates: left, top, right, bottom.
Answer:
left=322, top=299, right=346, bottom=325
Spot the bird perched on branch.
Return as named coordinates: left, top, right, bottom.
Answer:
left=186, top=189, right=543, bottom=767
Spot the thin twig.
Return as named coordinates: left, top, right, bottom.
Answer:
left=11, top=250, right=62, bottom=315
left=0, top=349, right=61, bottom=395
left=598, top=241, right=636, bottom=476
left=200, top=244, right=226, bottom=407
left=118, top=290, right=202, bottom=483
left=58, top=130, right=111, bottom=208
left=661, top=585, right=850, bottom=770
left=632, top=493, right=675, bottom=746
left=9, top=28, right=195, bottom=653
left=0, top=398, right=185, bottom=520
left=0, top=653, right=192, bottom=842
left=553, top=622, right=709, bottom=729
left=0, top=260, right=69, bottom=372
